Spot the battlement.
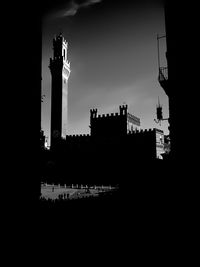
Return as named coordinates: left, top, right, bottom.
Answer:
left=65, top=134, right=91, bottom=144
left=96, top=112, right=121, bottom=119
left=127, top=128, right=164, bottom=136
left=119, top=104, right=128, bottom=110
left=90, top=108, right=98, bottom=119
left=66, top=134, right=90, bottom=138
left=90, top=105, right=131, bottom=121
left=90, top=108, right=97, bottom=112
left=53, top=34, right=63, bottom=49
left=53, top=33, right=62, bottom=41
left=53, top=33, right=68, bottom=44
left=127, top=128, right=155, bottom=135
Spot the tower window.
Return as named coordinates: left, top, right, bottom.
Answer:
left=63, top=49, right=66, bottom=60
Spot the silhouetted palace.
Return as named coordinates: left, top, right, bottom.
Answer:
left=90, top=105, right=140, bottom=137
left=63, top=104, right=164, bottom=160
left=40, top=33, right=166, bottom=185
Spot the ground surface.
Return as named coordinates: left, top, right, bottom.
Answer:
left=41, top=183, right=116, bottom=200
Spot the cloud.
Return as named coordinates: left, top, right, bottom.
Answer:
left=62, top=0, right=102, bottom=17
left=62, top=1, right=79, bottom=17
left=44, top=0, right=102, bottom=20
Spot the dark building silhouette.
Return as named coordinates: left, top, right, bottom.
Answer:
left=45, top=101, right=165, bottom=186
left=90, top=105, right=140, bottom=137
left=65, top=126, right=164, bottom=160
left=5, top=3, right=43, bottom=207
left=49, top=33, right=71, bottom=148
left=5, top=2, right=72, bottom=208
left=66, top=105, right=163, bottom=161
left=159, top=1, right=192, bottom=161
left=45, top=32, right=166, bottom=186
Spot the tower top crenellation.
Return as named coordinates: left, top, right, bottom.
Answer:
left=53, top=33, right=68, bottom=45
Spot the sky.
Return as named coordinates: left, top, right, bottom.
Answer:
left=42, top=0, right=168, bottom=145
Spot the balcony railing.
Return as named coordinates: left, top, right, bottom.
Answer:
left=158, top=67, right=168, bottom=82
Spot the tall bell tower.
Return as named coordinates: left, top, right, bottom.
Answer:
left=49, top=33, right=70, bottom=147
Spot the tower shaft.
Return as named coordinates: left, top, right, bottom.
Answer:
left=49, top=34, right=70, bottom=148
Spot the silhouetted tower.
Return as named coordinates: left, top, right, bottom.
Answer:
left=90, top=108, right=98, bottom=136
left=119, top=104, right=128, bottom=116
left=49, top=33, right=71, bottom=148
